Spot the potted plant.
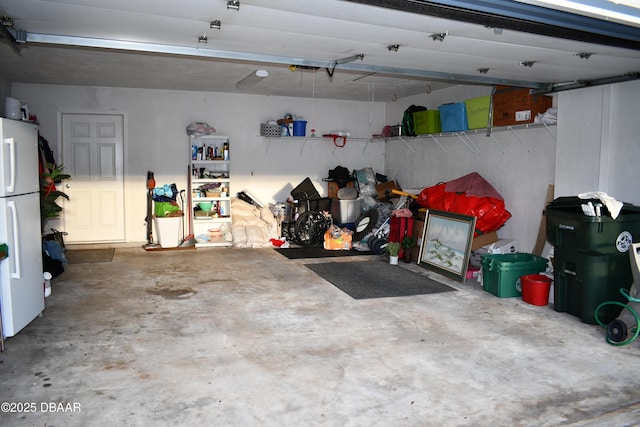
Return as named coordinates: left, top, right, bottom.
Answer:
left=40, top=162, right=70, bottom=232
left=401, top=235, right=417, bottom=263
left=386, top=241, right=400, bottom=265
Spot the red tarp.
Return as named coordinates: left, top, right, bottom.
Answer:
left=417, top=172, right=511, bottom=235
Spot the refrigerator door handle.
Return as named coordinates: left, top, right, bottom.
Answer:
left=8, top=201, right=21, bottom=279
left=3, top=137, right=16, bottom=193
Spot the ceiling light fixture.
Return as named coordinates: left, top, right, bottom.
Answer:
left=521, top=60, right=536, bottom=67
left=210, top=20, right=221, bottom=30
left=236, top=69, right=268, bottom=90
left=227, top=0, right=239, bottom=10
left=198, top=35, right=208, bottom=44
left=429, top=32, right=448, bottom=42
left=576, top=52, right=593, bottom=59
left=387, top=44, right=400, bottom=52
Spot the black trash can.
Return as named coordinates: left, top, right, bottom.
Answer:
left=545, top=197, right=640, bottom=324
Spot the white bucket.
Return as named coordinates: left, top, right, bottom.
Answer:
left=153, top=216, right=182, bottom=248
left=5, top=97, right=21, bottom=120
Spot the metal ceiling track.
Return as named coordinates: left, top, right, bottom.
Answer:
left=534, top=72, right=640, bottom=94
left=343, top=0, right=640, bottom=50
left=26, top=32, right=547, bottom=89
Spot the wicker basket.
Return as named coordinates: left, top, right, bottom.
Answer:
left=260, top=123, right=281, bottom=137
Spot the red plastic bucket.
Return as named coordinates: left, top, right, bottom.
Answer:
left=521, top=274, right=552, bottom=306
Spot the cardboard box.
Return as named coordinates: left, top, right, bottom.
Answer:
left=492, top=86, right=553, bottom=127
left=327, top=181, right=354, bottom=199
left=471, top=230, right=498, bottom=250
left=376, top=180, right=400, bottom=201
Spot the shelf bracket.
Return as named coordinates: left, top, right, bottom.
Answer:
left=428, top=134, right=447, bottom=152
left=398, top=136, right=416, bottom=153
left=300, top=138, right=308, bottom=156
left=542, top=122, right=557, bottom=139
left=462, top=132, right=481, bottom=155
left=489, top=134, right=504, bottom=154
left=456, top=133, right=479, bottom=155
left=509, top=126, right=530, bottom=152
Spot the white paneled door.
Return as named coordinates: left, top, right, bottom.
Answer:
left=61, top=113, right=125, bottom=243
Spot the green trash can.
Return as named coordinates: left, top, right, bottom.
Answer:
left=545, top=197, right=640, bottom=324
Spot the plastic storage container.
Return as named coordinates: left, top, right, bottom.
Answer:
left=545, top=196, right=640, bottom=324
left=438, top=103, right=468, bottom=132
left=412, top=110, right=441, bottom=134
left=481, top=253, right=549, bottom=298
left=464, top=96, right=491, bottom=129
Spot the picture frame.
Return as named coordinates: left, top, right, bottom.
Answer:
left=417, top=209, right=477, bottom=282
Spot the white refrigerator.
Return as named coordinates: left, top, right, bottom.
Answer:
left=0, top=118, right=44, bottom=338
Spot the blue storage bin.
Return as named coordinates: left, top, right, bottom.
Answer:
left=438, top=102, right=468, bottom=132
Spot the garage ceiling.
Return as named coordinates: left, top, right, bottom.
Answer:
left=0, top=0, right=639, bottom=102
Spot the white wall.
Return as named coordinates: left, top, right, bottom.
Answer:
left=555, top=80, right=640, bottom=207
left=608, top=81, right=640, bottom=206
left=12, top=84, right=386, bottom=243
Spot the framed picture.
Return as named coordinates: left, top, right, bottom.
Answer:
left=417, top=209, right=476, bottom=282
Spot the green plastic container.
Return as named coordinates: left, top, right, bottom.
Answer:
left=464, top=96, right=491, bottom=130
left=481, top=253, right=549, bottom=298
left=413, top=110, right=441, bottom=134
left=545, top=197, right=640, bottom=324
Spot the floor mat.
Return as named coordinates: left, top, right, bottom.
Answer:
left=275, top=246, right=373, bottom=259
left=305, top=259, right=456, bottom=299
left=66, top=248, right=115, bottom=264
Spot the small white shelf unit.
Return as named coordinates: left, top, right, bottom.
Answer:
left=189, top=134, right=232, bottom=248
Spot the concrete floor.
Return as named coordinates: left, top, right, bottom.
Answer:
left=2, top=246, right=640, bottom=426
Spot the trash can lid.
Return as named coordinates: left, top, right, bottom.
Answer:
left=545, top=196, right=640, bottom=216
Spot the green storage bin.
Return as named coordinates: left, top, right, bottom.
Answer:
left=481, top=253, right=549, bottom=298
left=464, top=96, right=491, bottom=129
left=412, top=110, right=441, bottom=134
left=545, top=197, right=640, bottom=324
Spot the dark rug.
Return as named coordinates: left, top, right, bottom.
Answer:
left=66, top=248, right=115, bottom=264
left=305, top=259, right=457, bottom=299
left=275, top=246, right=373, bottom=259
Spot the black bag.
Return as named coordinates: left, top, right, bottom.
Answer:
left=401, top=105, right=427, bottom=137
left=327, top=166, right=353, bottom=188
